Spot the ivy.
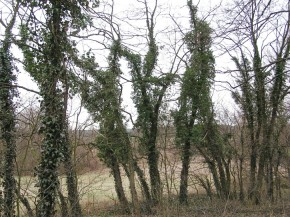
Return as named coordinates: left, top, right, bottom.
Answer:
left=0, top=5, right=18, bottom=212
left=81, top=40, right=130, bottom=167
left=19, top=1, right=99, bottom=216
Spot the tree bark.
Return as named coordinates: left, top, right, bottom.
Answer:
left=63, top=144, right=82, bottom=217
left=133, top=161, right=151, bottom=202
left=0, top=56, right=17, bottom=214
left=147, top=140, right=161, bottom=204
left=36, top=1, right=65, bottom=215
left=111, top=154, right=130, bottom=213
left=58, top=189, right=68, bottom=217
left=128, top=152, right=141, bottom=216
left=0, top=3, right=19, bottom=216
left=179, top=140, right=191, bottom=204
left=62, top=64, right=82, bottom=217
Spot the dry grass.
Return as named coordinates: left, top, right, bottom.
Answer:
left=14, top=156, right=290, bottom=216
left=15, top=169, right=130, bottom=216
left=14, top=170, right=290, bottom=216
left=88, top=194, right=290, bottom=217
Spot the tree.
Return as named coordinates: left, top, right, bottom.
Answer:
left=220, top=0, right=290, bottom=203
left=173, top=0, right=215, bottom=204
left=120, top=0, right=177, bottom=203
left=20, top=1, right=98, bottom=215
left=80, top=40, right=133, bottom=212
left=0, top=1, right=20, bottom=216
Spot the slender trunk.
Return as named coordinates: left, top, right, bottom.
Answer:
left=254, top=149, right=266, bottom=204
left=0, top=189, right=2, bottom=217
left=255, top=123, right=274, bottom=204
left=111, top=154, right=130, bottom=212
left=179, top=140, right=191, bottom=204
left=274, top=148, right=282, bottom=200
left=63, top=69, right=82, bottom=217
left=128, top=152, right=141, bottom=216
left=225, top=160, right=231, bottom=198
left=133, top=161, right=151, bottom=202
left=121, top=148, right=141, bottom=215
left=2, top=115, right=16, bottom=217
left=216, top=158, right=229, bottom=199
left=147, top=116, right=161, bottom=204
left=64, top=145, right=82, bottom=217
left=15, top=186, right=34, bottom=217
left=267, top=154, right=274, bottom=202
left=197, top=146, right=221, bottom=197
left=238, top=157, right=245, bottom=201
left=208, top=161, right=221, bottom=197
left=248, top=140, right=257, bottom=199
left=147, top=141, right=161, bottom=204
left=58, top=189, right=68, bottom=217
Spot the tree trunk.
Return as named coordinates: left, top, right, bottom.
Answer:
left=111, top=154, right=130, bottom=212
left=179, top=140, right=191, bottom=204
left=147, top=142, right=161, bottom=204
left=0, top=46, right=17, bottom=217
left=216, top=158, right=229, bottom=199
left=63, top=143, right=82, bottom=217
left=127, top=152, right=141, bottom=216
left=0, top=3, right=19, bottom=216
left=254, top=151, right=265, bottom=204
left=58, top=189, right=68, bottom=217
left=147, top=116, right=161, bottom=204
left=238, top=157, right=245, bottom=201
left=248, top=140, right=257, bottom=199
left=207, top=161, right=221, bottom=197
left=0, top=189, right=2, bottom=217
left=133, top=161, right=151, bottom=202
left=62, top=70, right=82, bottom=217
left=267, top=154, right=274, bottom=202
left=15, top=186, right=34, bottom=217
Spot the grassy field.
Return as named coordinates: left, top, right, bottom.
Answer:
left=13, top=159, right=290, bottom=217
left=16, top=169, right=128, bottom=216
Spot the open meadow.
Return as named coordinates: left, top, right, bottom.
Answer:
left=13, top=156, right=290, bottom=217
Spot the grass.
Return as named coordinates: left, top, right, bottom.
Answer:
left=84, top=194, right=290, bottom=217
left=15, top=169, right=130, bottom=216
left=12, top=159, right=290, bottom=216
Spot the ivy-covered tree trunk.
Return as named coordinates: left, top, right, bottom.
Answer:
left=119, top=0, right=179, bottom=204
left=20, top=0, right=96, bottom=215
left=80, top=40, right=133, bottom=212
left=20, top=0, right=67, bottom=215
left=0, top=45, right=17, bottom=217
left=179, top=139, right=191, bottom=204
left=133, top=161, right=151, bottom=202
left=36, top=79, right=64, bottom=217
left=111, top=153, right=130, bottom=212
left=147, top=122, right=161, bottom=204
left=0, top=2, right=19, bottom=216
left=35, top=7, right=65, bottom=217
left=174, top=0, right=215, bottom=204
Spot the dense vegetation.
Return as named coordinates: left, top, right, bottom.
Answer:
left=0, top=0, right=290, bottom=216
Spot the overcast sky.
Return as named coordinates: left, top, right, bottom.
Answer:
left=1, top=0, right=234, bottom=128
